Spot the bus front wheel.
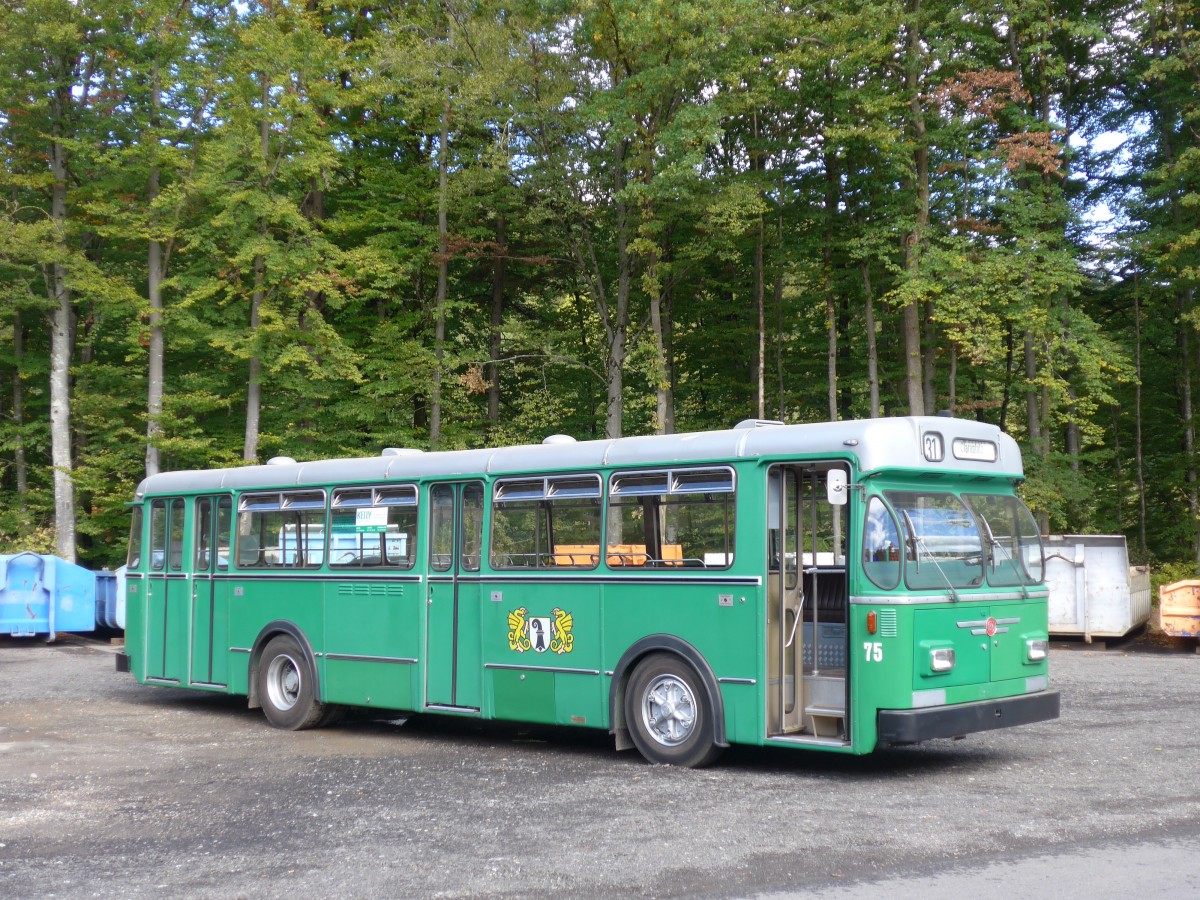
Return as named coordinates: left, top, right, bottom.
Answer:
left=257, top=635, right=327, bottom=730
left=625, top=653, right=722, bottom=767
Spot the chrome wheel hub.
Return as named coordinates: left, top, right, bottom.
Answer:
left=641, top=674, right=697, bottom=746
left=266, top=653, right=301, bottom=711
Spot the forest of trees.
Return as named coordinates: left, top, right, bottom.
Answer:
left=0, top=0, right=1197, bottom=571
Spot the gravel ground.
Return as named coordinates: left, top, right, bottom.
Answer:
left=1, top=635, right=1197, bottom=898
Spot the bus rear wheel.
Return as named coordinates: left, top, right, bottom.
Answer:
left=257, top=635, right=326, bottom=730
left=625, top=653, right=722, bottom=768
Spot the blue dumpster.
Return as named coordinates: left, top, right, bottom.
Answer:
left=0, top=552, right=97, bottom=640
left=95, top=569, right=120, bottom=629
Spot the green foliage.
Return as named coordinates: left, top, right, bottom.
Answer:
left=0, top=0, right=1194, bottom=569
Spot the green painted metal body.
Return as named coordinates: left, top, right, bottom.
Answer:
left=122, top=418, right=1054, bottom=755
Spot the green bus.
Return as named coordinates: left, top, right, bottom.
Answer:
left=116, top=416, right=1059, bottom=766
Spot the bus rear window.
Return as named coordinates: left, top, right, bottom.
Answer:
left=127, top=506, right=144, bottom=569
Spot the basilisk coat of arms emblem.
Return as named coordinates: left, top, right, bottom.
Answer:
left=508, top=607, right=574, bottom=654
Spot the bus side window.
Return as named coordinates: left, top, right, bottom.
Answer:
left=329, top=485, right=418, bottom=570
left=217, top=497, right=232, bottom=570
left=490, top=476, right=602, bottom=570
left=607, top=468, right=735, bottom=569
left=235, top=491, right=325, bottom=569
left=863, top=496, right=901, bottom=590
left=195, top=498, right=212, bottom=570
left=168, top=499, right=185, bottom=572
left=149, top=500, right=168, bottom=571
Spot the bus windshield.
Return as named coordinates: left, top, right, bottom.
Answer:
left=886, top=491, right=984, bottom=591
left=964, top=493, right=1044, bottom=587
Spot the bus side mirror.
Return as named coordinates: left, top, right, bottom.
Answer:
left=826, top=470, right=848, bottom=506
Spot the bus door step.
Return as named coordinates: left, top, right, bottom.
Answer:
left=805, top=705, right=845, bottom=738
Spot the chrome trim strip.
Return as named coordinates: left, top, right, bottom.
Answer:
left=187, top=681, right=227, bottom=690
left=717, top=677, right=757, bottom=685
left=851, top=590, right=1047, bottom=605
left=423, top=704, right=480, bottom=713
left=326, top=653, right=418, bottom=665
left=912, top=689, right=946, bottom=708
left=218, top=573, right=423, bottom=582
left=1026, top=675, right=1049, bottom=692
left=230, top=647, right=252, bottom=654
left=145, top=677, right=181, bottom=685
left=484, top=663, right=601, bottom=676
left=447, top=574, right=761, bottom=586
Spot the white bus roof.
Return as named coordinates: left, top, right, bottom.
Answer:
left=133, top=416, right=1024, bottom=499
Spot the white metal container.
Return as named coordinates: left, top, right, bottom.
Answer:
left=1044, top=534, right=1151, bottom=641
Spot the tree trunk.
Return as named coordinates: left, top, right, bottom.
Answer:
left=1134, top=287, right=1146, bottom=556
left=243, top=77, right=270, bottom=463
left=648, top=246, right=670, bottom=435
left=754, top=213, right=766, bottom=420
left=1024, top=330, right=1041, bottom=446
left=12, top=311, right=28, bottom=501
left=605, top=142, right=632, bottom=440
left=1181, top=289, right=1199, bottom=565
left=922, top=300, right=936, bottom=413
left=243, top=247, right=264, bottom=462
left=861, top=261, right=880, bottom=418
left=824, top=149, right=838, bottom=421
left=430, top=95, right=450, bottom=449
left=901, top=0, right=928, bottom=417
left=47, top=92, right=76, bottom=561
left=663, top=275, right=676, bottom=435
left=948, top=344, right=957, bottom=413
left=487, top=214, right=505, bottom=427
left=145, top=67, right=164, bottom=476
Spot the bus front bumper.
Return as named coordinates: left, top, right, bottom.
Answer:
left=877, top=690, right=1060, bottom=744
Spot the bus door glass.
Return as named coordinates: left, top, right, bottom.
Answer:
left=426, top=481, right=484, bottom=710
left=146, top=497, right=187, bottom=683
left=191, top=495, right=232, bottom=687
left=767, top=467, right=802, bottom=734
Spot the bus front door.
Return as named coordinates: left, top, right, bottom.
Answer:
left=189, top=495, right=231, bottom=688
left=767, top=465, right=850, bottom=741
left=425, top=481, right=484, bottom=711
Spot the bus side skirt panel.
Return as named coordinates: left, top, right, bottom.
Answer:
left=609, top=635, right=729, bottom=749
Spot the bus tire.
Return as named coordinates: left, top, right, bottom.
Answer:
left=257, top=635, right=326, bottom=730
left=625, top=653, right=723, bottom=768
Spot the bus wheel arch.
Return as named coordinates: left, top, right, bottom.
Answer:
left=248, top=622, right=324, bottom=726
left=610, top=637, right=727, bottom=767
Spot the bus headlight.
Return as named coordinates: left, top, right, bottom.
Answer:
left=1026, top=639, right=1048, bottom=662
left=930, top=648, right=955, bottom=672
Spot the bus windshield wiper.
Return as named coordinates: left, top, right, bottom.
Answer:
left=901, top=509, right=961, bottom=602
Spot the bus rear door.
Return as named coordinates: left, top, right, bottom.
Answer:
left=145, top=497, right=188, bottom=683
left=425, top=481, right=484, bottom=710
left=190, top=495, right=231, bottom=688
